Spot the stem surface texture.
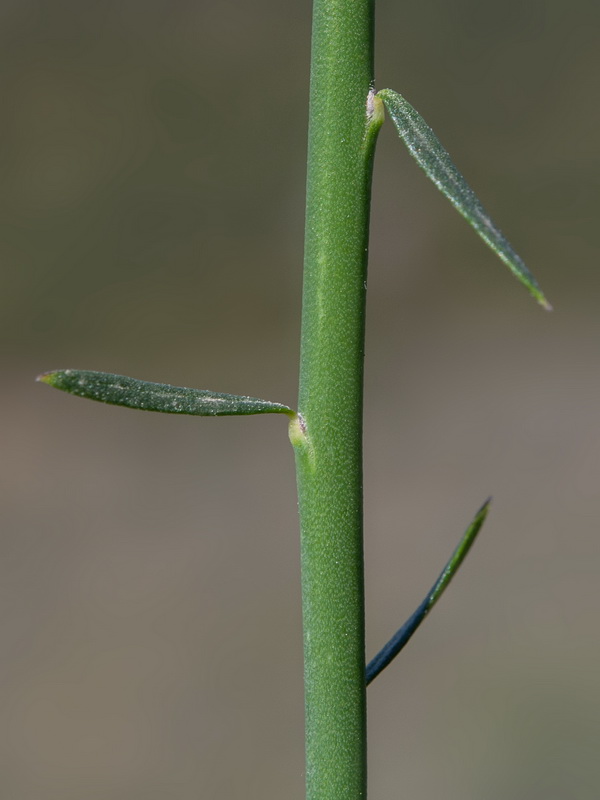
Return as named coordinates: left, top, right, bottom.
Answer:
left=294, top=1, right=380, bottom=798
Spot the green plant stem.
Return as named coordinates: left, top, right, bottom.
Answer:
left=291, top=1, right=381, bottom=798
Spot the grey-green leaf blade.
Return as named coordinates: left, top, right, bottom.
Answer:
left=377, top=88, right=551, bottom=310
left=38, top=369, right=294, bottom=417
left=366, top=498, right=490, bottom=685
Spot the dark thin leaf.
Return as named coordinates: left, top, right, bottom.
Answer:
left=38, top=369, right=294, bottom=417
left=366, top=498, right=491, bottom=685
left=378, top=89, right=551, bottom=310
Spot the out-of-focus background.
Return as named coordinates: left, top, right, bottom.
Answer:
left=2, top=1, right=599, bottom=797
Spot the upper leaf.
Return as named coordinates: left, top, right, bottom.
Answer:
left=377, top=88, right=551, bottom=310
left=38, top=369, right=294, bottom=417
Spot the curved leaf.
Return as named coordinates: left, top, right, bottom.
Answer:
left=378, top=89, right=551, bottom=310
left=38, top=369, right=294, bottom=417
left=366, top=498, right=490, bottom=685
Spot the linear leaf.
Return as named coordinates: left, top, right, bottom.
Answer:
left=377, top=89, right=551, bottom=310
left=38, top=369, right=294, bottom=417
left=366, top=498, right=490, bottom=685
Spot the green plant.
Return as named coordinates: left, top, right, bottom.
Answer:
left=38, top=1, right=549, bottom=798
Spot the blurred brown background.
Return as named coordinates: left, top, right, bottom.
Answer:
left=2, top=1, right=599, bottom=797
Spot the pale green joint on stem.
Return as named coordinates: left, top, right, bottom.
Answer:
left=288, top=413, right=315, bottom=471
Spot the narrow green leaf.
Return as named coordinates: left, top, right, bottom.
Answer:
left=366, top=498, right=491, bottom=685
left=38, top=369, right=294, bottom=417
left=377, top=89, right=551, bottom=310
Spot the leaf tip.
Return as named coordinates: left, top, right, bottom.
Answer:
left=478, top=496, right=492, bottom=517
left=37, top=369, right=80, bottom=394
left=528, top=279, right=552, bottom=312
left=37, top=370, right=59, bottom=386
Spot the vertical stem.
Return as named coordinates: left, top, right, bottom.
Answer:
left=292, top=1, right=382, bottom=798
